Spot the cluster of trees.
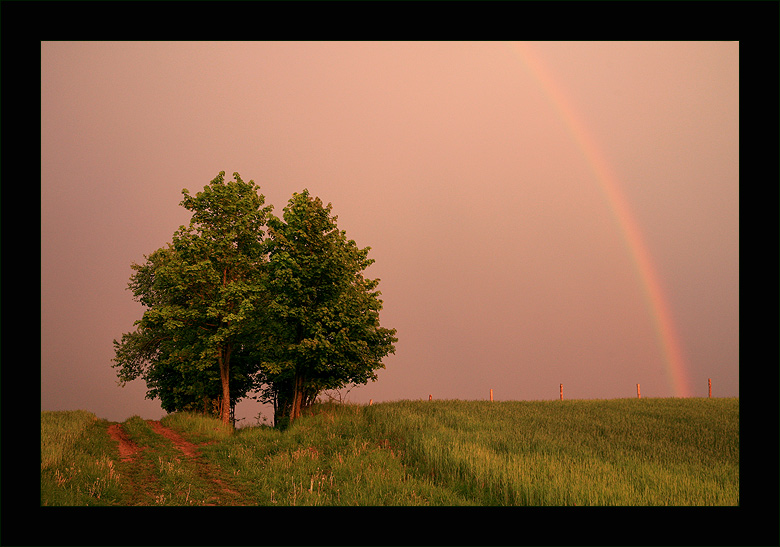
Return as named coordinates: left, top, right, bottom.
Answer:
left=112, top=172, right=397, bottom=428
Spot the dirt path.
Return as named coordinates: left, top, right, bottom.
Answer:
left=107, top=423, right=141, bottom=461
left=106, top=423, right=158, bottom=505
left=147, top=420, right=246, bottom=503
left=107, top=420, right=248, bottom=505
left=148, top=421, right=199, bottom=457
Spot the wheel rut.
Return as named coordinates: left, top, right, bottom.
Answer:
left=106, top=423, right=158, bottom=505
left=107, top=419, right=249, bottom=505
left=147, top=420, right=246, bottom=504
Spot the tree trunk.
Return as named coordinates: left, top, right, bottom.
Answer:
left=290, top=371, right=305, bottom=423
left=218, top=267, right=233, bottom=428
left=217, top=345, right=232, bottom=426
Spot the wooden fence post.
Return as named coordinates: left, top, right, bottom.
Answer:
left=637, top=383, right=641, bottom=399
left=708, top=378, right=712, bottom=398
left=490, top=389, right=493, bottom=402
left=560, top=384, right=563, bottom=401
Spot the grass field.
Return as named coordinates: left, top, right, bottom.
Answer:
left=41, top=397, right=739, bottom=506
left=40, top=410, right=124, bottom=505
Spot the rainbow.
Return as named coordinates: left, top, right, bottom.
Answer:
left=508, top=42, right=693, bottom=397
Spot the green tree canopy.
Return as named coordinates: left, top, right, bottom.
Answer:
left=113, top=172, right=273, bottom=425
left=259, top=190, right=397, bottom=427
left=113, top=175, right=396, bottom=429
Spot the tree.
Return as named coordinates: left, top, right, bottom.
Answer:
left=259, top=190, right=397, bottom=427
left=112, top=172, right=273, bottom=425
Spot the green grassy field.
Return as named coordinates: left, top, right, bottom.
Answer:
left=41, top=397, right=739, bottom=506
left=40, top=410, right=124, bottom=505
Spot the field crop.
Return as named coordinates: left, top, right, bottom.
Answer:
left=359, top=398, right=739, bottom=505
left=198, top=397, right=738, bottom=506
left=41, top=397, right=738, bottom=506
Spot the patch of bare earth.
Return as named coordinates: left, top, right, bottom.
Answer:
left=106, top=423, right=158, bottom=505
left=107, top=423, right=140, bottom=461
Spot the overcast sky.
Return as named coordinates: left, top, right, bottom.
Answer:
left=41, top=41, right=739, bottom=424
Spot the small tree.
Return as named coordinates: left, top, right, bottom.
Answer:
left=113, top=172, right=273, bottom=426
left=259, top=190, right=397, bottom=426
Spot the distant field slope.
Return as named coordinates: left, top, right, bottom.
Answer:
left=41, top=398, right=738, bottom=506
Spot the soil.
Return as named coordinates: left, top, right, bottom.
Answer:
left=107, top=423, right=141, bottom=461
left=106, top=419, right=248, bottom=505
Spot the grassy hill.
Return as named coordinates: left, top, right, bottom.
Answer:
left=41, top=398, right=739, bottom=506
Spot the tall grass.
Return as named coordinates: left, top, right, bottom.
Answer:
left=362, top=398, right=739, bottom=505
left=42, top=398, right=738, bottom=506
left=160, top=411, right=234, bottom=443
left=41, top=409, right=97, bottom=470
left=196, top=404, right=474, bottom=505
left=188, top=398, right=738, bottom=506
left=40, top=410, right=124, bottom=505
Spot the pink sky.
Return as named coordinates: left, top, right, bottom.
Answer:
left=41, top=42, right=739, bottom=423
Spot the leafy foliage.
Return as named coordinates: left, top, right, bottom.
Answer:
left=113, top=174, right=396, bottom=428
left=113, top=172, right=273, bottom=423
left=257, top=190, right=397, bottom=425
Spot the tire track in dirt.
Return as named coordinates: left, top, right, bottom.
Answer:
left=146, top=420, right=248, bottom=505
left=107, top=420, right=249, bottom=505
left=107, top=423, right=140, bottom=461
left=106, top=423, right=159, bottom=505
